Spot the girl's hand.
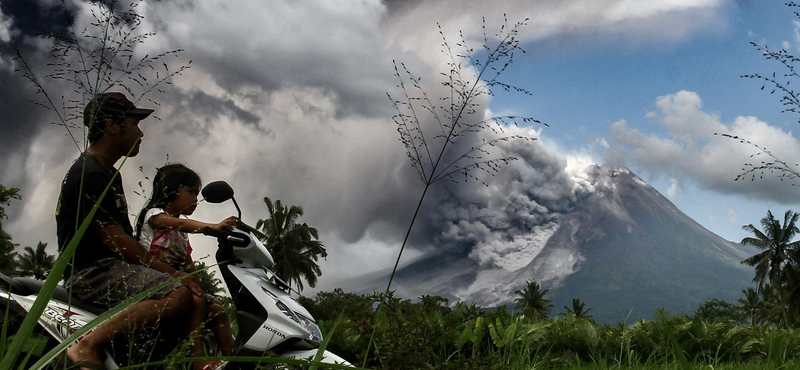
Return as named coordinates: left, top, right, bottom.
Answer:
left=212, top=216, right=238, bottom=231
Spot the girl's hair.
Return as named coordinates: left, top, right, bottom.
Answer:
left=135, top=163, right=201, bottom=241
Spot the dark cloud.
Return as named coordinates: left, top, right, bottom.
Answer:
left=0, top=70, right=48, bottom=161
left=142, top=0, right=398, bottom=120
left=0, top=0, right=67, bottom=38
left=182, top=90, right=261, bottom=127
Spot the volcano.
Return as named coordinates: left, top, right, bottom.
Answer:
left=356, top=167, right=756, bottom=324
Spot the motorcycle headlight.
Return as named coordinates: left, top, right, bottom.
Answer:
left=298, top=315, right=323, bottom=343
left=265, top=289, right=322, bottom=343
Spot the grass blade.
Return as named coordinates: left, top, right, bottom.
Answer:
left=309, top=313, right=344, bottom=370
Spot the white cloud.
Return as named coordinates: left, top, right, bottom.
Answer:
left=726, top=206, right=738, bottom=225
left=0, top=7, right=13, bottom=72
left=701, top=205, right=714, bottom=220
left=0, top=7, right=11, bottom=43
left=667, top=178, right=679, bottom=198
left=606, top=90, right=800, bottom=204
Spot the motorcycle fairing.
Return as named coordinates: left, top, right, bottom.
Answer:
left=228, top=266, right=317, bottom=351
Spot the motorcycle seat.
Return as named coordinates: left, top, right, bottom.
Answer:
left=0, top=274, right=106, bottom=315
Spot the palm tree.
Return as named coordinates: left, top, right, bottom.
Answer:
left=194, top=261, right=224, bottom=296
left=514, top=280, right=552, bottom=319
left=741, top=210, right=800, bottom=327
left=758, top=284, right=783, bottom=327
left=564, top=298, right=593, bottom=320
left=256, top=197, right=327, bottom=291
left=738, top=287, right=762, bottom=326
left=16, top=242, right=55, bottom=280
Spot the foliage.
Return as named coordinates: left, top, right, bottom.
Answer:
left=0, top=184, right=21, bottom=276
left=194, top=260, right=224, bottom=296
left=740, top=210, right=800, bottom=328
left=514, top=280, right=552, bottom=319
left=693, top=298, right=748, bottom=325
left=563, top=298, right=594, bottom=321
left=255, top=197, right=327, bottom=291
left=299, top=288, right=800, bottom=369
left=0, top=185, right=21, bottom=222
left=15, top=242, right=56, bottom=281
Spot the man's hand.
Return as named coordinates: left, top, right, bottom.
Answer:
left=178, top=273, right=206, bottom=297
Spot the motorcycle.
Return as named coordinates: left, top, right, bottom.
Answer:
left=0, top=180, right=350, bottom=369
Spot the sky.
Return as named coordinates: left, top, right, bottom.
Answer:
left=1, top=0, right=800, bottom=294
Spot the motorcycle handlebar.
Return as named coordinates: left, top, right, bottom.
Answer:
left=202, top=227, right=229, bottom=238
left=202, top=227, right=247, bottom=244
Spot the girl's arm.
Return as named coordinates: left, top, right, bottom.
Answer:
left=148, top=213, right=237, bottom=234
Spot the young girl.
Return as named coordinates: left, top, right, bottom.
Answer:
left=135, top=163, right=236, bottom=368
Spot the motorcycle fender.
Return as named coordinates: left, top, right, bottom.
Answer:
left=280, top=349, right=352, bottom=367
left=228, top=266, right=310, bottom=351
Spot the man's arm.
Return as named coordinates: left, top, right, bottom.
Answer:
left=99, top=224, right=205, bottom=297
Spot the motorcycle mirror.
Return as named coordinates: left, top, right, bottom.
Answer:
left=202, top=181, right=234, bottom=203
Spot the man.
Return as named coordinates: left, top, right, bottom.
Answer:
left=56, top=92, right=214, bottom=370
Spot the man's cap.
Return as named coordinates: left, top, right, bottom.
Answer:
left=83, top=92, right=154, bottom=127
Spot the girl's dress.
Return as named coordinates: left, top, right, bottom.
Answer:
left=139, top=207, right=193, bottom=270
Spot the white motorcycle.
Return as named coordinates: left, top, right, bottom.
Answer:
left=0, top=180, right=350, bottom=369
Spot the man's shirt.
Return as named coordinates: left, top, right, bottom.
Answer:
left=56, top=153, right=133, bottom=278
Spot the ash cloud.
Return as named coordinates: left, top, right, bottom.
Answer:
left=420, top=128, right=597, bottom=271
left=0, top=0, right=732, bottom=285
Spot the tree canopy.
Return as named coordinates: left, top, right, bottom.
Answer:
left=741, top=210, right=800, bottom=327
left=255, top=197, right=327, bottom=291
left=514, top=280, right=552, bottom=319
left=0, top=184, right=21, bottom=276
left=15, top=241, right=55, bottom=280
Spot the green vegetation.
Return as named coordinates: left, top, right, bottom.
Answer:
left=515, top=280, right=553, bottom=320
left=0, top=184, right=21, bottom=276
left=563, top=298, right=594, bottom=321
left=298, top=289, right=800, bottom=370
left=740, top=210, right=800, bottom=328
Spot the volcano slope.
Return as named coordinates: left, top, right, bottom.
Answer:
left=361, top=168, right=756, bottom=324
left=521, top=168, right=756, bottom=323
